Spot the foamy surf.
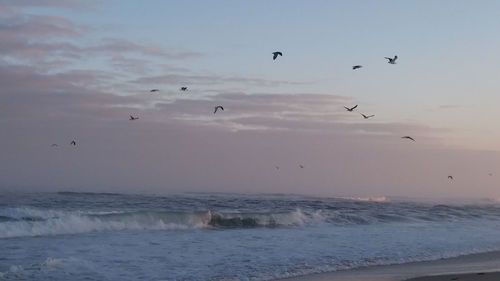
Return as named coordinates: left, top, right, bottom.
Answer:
left=0, top=207, right=317, bottom=238
left=4, top=192, right=500, bottom=281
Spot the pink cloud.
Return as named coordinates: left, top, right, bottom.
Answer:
left=0, top=0, right=96, bottom=10
left=0, top=61, right=497, bottom=198
left=133, top=74, right=308, bottom=87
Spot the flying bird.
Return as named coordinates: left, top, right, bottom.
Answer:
left=448, top=175, right=454, bottom=180
left=272, top=51, right=282, bottom=60
left=129, top=115, right=139, bottom=121
left=275, top=166, right=280, bottom=170
left=352, top=65, right=363, bottom=70
left=489, top=173, right=493, bottom=176
left=180, top=87, right=188, bottom=91
left=299, top=164, right=304, bottom=169
left=150, top=89, right=159, bottom=93
left=51, top=144, right=58, bottom=147
left=384, top=55, right=398, bottom=64
left=70, top=140, right=76, bottom=146
left=214, top=105, right=224, bottom=114
left=401, top=136, right=415, bottom=142
left=361, top=113, right=375, bottom=119
left=344, top=105, right=358, bottom=112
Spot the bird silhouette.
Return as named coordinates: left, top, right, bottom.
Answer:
left=214, top=106, right=224, bottom=114
left=361, top=113, right=375, bottom=119
left=180, top=87, right=188, bottom=91
left=70, top=140, right=76, bottom=146
left=352, top=65, right=363, bottom=70
left=401, top=136, right=415, bottom=142
left=299, top=164, right=304, bottom=169
left=384, top=55, right=398, bottom=64
left=344, top=105, right=358, bottom=112
left=272, top=51, right=282, bottom=60
left=129, top=115, right=139, bottom=121
left=150, top=89, right=159, bottom=92
left=448, top=175, right=454, bottom=180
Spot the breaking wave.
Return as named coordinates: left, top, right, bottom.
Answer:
left=340, top=196, right=389, bottom=202
left=0, top=207, right=316, bottom=238
left=3, top=195, right=500, bottom=239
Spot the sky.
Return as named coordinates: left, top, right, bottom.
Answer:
left=1, top=0, right=499, bottom=198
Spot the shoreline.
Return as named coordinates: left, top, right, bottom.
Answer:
left=406, top=272, right=500, bottom=281
left=278, top=250, right=500, bottom=281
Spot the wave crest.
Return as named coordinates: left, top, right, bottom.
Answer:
left=0, top=207, right=317, bottom=238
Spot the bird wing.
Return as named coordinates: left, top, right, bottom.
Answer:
left=273, top=53, right=278, bottom=60
left=361, top=113, right=367, bottom=118
left=368, top=115, right=375, bottom=118
left=351, top=105, right=358, bottom=110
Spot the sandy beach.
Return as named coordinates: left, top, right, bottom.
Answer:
left=280, top=251, right=500, bottom=281
left=406, top=272, right=500, bottom=281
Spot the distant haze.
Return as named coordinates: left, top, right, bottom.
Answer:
left=1, top=1, right=499, bottom=199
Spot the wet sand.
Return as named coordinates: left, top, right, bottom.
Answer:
left=279, top=251, right=500, bottom=281
left=406, top=271, right=500, bottom=281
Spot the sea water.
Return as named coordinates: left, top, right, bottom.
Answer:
left=1, top=192, right=500, bottom=280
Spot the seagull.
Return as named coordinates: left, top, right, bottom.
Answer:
left=70, top=140, right=76, bottom=146
left=272, top=51, right=282, bottom=60
left=401, top=136, right=415, bottom=142
left=214, top=105, right=224, bottom=114
left=150, top=89, right=160, bottom=93
left=129, top=115, right=139, bottom=121
left=344, top=105, right=358, bottom=112
left=299, top=164, right=304, bottom=169
left=448, top=175, right=454, bottom=180
left=180, top=87, right=188, bottom=91
left=352, top=65, right=363, bottom=70
left=361, top=113, right=375, bottom=119
left=384, top=55, right=398, bottom=64
left=51, top=144, right=58, bottom=147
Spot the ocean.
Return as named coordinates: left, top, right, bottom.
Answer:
left=1, top=192, right=500, bottom=280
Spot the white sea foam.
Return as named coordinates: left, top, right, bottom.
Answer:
left=0, top=208, right=211, bottom=238
left=341, top=196, right=389, bottom=202
left=41, top=257, right=63, bottom=267
left=0, top=207, right=322, bottom=238
left=4, top=193, right=500, bottom=281
left=8, top=265, right=22, bottom=273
